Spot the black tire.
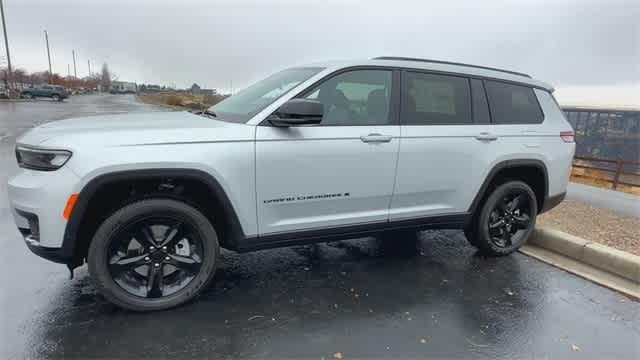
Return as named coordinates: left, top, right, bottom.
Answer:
left=463, top=226, right=480, bottom=247
left=88, top=198, right=219, bottom=311
left=52, top=94, right=61, bottom=101
left=467, top=181, right=537, bottom=256
left=22, top=92, right=33, bottom=99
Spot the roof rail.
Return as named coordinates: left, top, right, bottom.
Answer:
left=372, top=56, right=532, bottom=78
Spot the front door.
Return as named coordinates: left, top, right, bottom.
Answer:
left=255, top=69, right=400, bottom=235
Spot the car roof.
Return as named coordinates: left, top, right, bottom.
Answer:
left=306, top=57, right=554, bottom=92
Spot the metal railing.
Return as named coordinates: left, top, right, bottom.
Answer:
left=572, top=156, right=640, bottom=189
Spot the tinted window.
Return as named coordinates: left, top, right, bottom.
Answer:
left=471, top=79, right=490, bottom=124
left=402, top=72, right=471, bottom=125
left=209, top=67, right=323, bottom=123
left=303, top=70, right=392, bottom=125
left=484, top=81, right=543, bottom=124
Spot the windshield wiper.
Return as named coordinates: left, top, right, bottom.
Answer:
left=203, top=109, right=217, bottom=117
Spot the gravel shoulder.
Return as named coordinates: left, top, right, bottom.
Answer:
left=538, top=199, right=640, bottom=256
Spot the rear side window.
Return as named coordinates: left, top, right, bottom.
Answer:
left=402, top=72, right=471, bottom=125
left=484, top=81, right=544, bottom=124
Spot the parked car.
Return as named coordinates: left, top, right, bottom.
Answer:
left=21, top=85, right=68, bottom=101
left=8, top=57, right=575, bottom=311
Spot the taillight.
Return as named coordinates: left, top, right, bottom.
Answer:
left=560, top=131, right=575, bottom=143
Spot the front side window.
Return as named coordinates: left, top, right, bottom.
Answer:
left=484, top=81, right=544, bottom=124
left=301, top=70, right=392, bottom=126
left=402, top=72, right=471, bottom=125
left=208, top=67, right=323, bottom=123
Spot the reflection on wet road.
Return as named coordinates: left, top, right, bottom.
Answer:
left=1, top=95, right=638, bottom=359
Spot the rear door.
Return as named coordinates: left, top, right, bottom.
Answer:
left=255, top=69, right=401, bottom=235
left=389, top=72, right=494, bottom=220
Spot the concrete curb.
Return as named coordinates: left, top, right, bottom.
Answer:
left=522, top=226, right=640, bottom=298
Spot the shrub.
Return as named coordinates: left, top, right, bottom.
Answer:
left=165, top=94, right=182, bottom=106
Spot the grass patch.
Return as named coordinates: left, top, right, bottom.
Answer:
left=138, top=92, right=227, bottom=110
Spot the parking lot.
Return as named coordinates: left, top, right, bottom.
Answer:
left=1, top=94, right=638, bottom=359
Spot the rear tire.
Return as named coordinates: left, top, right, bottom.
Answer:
left=22, top=92, right=33, bottom=99
left=88, top=198, right=219, bottom=311
left=52, top=94, right=61, bottom=101
left=466, top=181, right=537, bottom=256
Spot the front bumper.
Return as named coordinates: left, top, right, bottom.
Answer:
left=23, top=234, right=73, bottom=264
left=8, top=166, right=80, bottom=263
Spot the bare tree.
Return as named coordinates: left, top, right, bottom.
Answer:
left=12, top=68, right=26, bottom=88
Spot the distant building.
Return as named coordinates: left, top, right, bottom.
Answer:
left=110, top=81, right=137, bottom=94
left=561, top=105, right=639, bottom=161
left=190, top=83, right=216, bottom=96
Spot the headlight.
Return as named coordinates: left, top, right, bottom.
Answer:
left=15, top=146, right=72, bottom=171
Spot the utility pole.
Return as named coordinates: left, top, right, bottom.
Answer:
left=87, top=59, right=91, bottom=76
left=44, top=30, right=52, bottom=83
left=72, top=50, right=77, bottom=78
left=0, top=0, right=13, bottom=89
left=67, top=64, right=70, bottom=77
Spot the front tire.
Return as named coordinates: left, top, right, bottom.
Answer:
left=466, top=181, right=537, bottom=256
left=88, top=199, right=219, bottom=311
left=52, top=94, right=61, bottom=101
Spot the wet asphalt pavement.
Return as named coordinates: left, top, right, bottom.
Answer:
left=1, top=94, right=639, bottom=359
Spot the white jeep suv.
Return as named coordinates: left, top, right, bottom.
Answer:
left=8, top=57, right=575, bottom=311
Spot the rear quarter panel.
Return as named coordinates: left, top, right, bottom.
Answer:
left=480, top=89, right=574, bottom=200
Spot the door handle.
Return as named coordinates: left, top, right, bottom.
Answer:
left=475, top=132, right=498, bottom=141
left=360, top=133, right=393, bottom=143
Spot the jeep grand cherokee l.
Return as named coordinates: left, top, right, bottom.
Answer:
left=8, top=57, right=575, bottom=311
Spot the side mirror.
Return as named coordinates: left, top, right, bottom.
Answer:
left=269, top=99, right=323, bottom=127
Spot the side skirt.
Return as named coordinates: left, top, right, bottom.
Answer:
left=234, top=213, right=469, bottom=252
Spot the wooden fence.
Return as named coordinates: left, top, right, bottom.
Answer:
left=572, top=156, right=640, bottom=189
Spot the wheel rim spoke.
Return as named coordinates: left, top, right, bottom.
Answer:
left=147, top=263, right=164, bottom=298
left=158, top=222, right=184, bottom=248
left=502, top=226, right=513, bottom=246
left=109, top=254, right=149, bottom=274
left=513, top=214, right=531, bottom=229
left=489, top=218, right=505, bottom=231
left=166, top=254, right=201, bottom=274
left=496, top=198, right=508, bottom=213
left=134, top=225, right=157, bottom=248
left=508, top=195, right=522, bottom=212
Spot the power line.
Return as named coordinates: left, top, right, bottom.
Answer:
left=72, top=50, right=77, bottom=78
left=0, top=0, right=13, bottom=89
left=44, top=30, right=52, bottom=83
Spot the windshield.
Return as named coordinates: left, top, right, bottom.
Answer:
left=208, top=67, right=324, bottom=123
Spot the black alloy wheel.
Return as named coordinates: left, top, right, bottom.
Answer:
left=88, top=199, right=219, bottom=311
left=470, top=181, right=537, bottom=256
left=107, top=217, right=204, bottom=299
left=486, top=190, right=533, bottom=248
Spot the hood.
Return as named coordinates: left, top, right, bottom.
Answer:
left=17, top=111, right=253, bottom=147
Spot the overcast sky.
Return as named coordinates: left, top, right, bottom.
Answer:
left=3, top=0, right=639, bottom=105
